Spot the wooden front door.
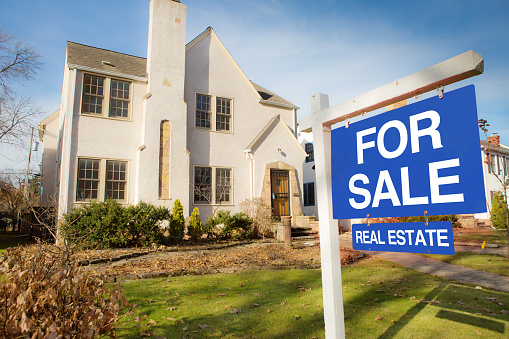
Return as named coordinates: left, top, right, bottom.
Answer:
left=271, top=170, right=290, bottom=217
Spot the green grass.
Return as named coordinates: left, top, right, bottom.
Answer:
left=0, top=233, right=31, bottom=254
left=115, top=259, right=509, bottom=338
left=418, top=252, right=509, bottom=277
left=454, top=229, right=508, bottom=245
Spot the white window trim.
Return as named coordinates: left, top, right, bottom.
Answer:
left=194, top=92, right=233, bottom=134
left=79, top=72, right=133, bottom=121
left=193, top=165, right=234, bottom=206
left=74, top=157, right=129, bottom=204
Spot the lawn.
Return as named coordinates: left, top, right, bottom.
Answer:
left=454, top=228, right=508, bottom=245
left=115, top=258, right=509, bottom=338
left=0, top=233, right=31, bottom=254
left=418, top=252, right=509, bottom=277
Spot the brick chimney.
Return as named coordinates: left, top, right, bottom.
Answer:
left=487, top=133, right=500, bottom=147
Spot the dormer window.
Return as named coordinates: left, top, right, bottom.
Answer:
left=81, top=73, right=131, bottom=120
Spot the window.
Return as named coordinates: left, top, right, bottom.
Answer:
left=195, top=93, right=232, bottom=132
left=194, top=166, right=232, bottom=204
left=196, top=94, right=211, bottom=129
left=82, top=75, right=104, bottom=114
left=77, top=158, right=100, bottom=200
left=109, top=79, right=130, bottom=118
left=303, top=182, right=315, bottom=206
left=305, top=143, right=314, bottom=162
left=76, top=158, right=128, bottom=202
left=81, top=74, right=131, bottom=119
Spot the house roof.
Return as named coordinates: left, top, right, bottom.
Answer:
left=66, top=34, right=297, bottom=108
left=250, top=81, right=298, bottom=109
left=245, top=114, right=307, bottom=156
left=66, top=41, right=147, bottom=78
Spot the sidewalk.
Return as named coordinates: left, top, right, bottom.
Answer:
left=338, top=238, right=509, bottom=292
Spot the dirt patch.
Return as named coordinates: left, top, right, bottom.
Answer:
left=80, top=242, right=363, bottom=280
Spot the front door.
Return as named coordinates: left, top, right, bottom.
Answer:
left=271, top=170, right=290, bottom=217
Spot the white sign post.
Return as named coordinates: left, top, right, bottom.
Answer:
left=299, top=50, right=484, bottom=338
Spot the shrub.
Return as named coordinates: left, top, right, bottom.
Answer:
left=168, top=199, right=185, bottom=243
left=205, top=211, right=254, bottom=240
left=0, top=243, right=130, bottom=337
left=63, top=200, right=170, bottom=249
left=491, top=192, right=508, bottom=229
left=188, top=207, right=203, bottom=241
left=366, top=214, right=460, bottom=228
left=240, top=198, right=272, bottom=238
left=125, top=202, right=170, bottom=247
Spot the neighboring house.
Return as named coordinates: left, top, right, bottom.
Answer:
left=478, top=133, right=509, bottom=220
left=298, top=130, right=317, bottom=217
left=39, top=0, right=306, bottom=223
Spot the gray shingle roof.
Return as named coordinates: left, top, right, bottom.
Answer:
left=66, top=41, right=147, bottom=78
left=66, top=41, right=297, bottom=108
left=250, top=81, right=298, bottom=109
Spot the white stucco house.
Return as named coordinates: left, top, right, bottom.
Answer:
left=39, top=0, right=307, bottom=223
left=478, top=133, right=509, bottom=220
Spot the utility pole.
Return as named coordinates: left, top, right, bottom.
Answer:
left=24, top=126, right=35, bottom=198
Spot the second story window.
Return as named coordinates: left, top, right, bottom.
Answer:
left=81, top=73, right=131, bottom=120
left=195, top=93, right=232, bottom=133
left=82, top=75, right=104, bottom=114
left=305, top=143, right=314, bottom=162
left=109, top=80, right=130, bottom=118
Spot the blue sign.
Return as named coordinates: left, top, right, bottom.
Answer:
left=331, top=85, right=486, bottom=219
left=352, top=221, right=455, bottom=255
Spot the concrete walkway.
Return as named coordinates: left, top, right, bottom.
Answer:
left=338, top=238, right=509, bottom=292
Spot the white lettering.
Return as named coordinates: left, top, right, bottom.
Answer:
left=429, top=158, right=464, bottom=203
left=349, top=174, right=371, bottom=209
left=401, top=167, right=429, bottom=205
left=363, top=230, right=370, bottom=244
left=410, top=110, right=443, bottom=153
left=372, top=170, right=401, bottom=207
left=437, top=229, right=449, bottom=247
left=370, top=230, right=378, bottom=244
left=425, top=229, right=437, bottom=246
left=415, top=230, right=427, bottom=246
left=377, top=120, right=408, bottom=159
left=405, top=230, right=415, bottom=245
left=357, top=127, right=376, bottom=164
left=396, top=230, right=406, bottom=245
left=377, top=230, right=386, bottom=244
left=388, top=230, right=396, bottom=245
left=355, top=231, right=363, bottom=244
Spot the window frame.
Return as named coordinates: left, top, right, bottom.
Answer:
left=80, top=73, right=132, bottom=121
left=305, top=143, right=314, bottom=163
left=194, top=92, right=233, bottom=133
left=193, top=165, right=233, bottom=205
left=303, top=182, right=315, bottom=206
left=75, top=157, right=129, bottom=204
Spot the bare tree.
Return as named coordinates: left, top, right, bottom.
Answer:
left=0, top=28, right=42, bottom=146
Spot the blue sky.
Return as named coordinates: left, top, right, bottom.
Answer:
left=1, top=0, right=508, bottom=172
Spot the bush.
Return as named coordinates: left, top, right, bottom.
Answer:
left=188, top=207, right=203, bottom=241
left=491, top=192, right=508, bottom=229
left=366, top=214, right=460, bottom=228
left=0, top=243, right=129, bottom=337
left=205, top=211, right=254, bottom=240
left=168, top=199, right=185, bottom=243
left=63, top=200, right=170, bottom=249
left=240, top=198, right=272, bottom=238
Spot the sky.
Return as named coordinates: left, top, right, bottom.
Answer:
left=1, top=0, right=508, bottom=173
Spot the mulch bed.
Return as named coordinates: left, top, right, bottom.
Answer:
left=76, top=242, right=363, bottom=281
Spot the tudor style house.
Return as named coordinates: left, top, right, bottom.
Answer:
left=39, top=0, right=306, bottom=223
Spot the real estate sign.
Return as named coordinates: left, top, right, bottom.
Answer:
left=331, top=85, right=486, bottom=219
left=352, top=221, right=455, bottom=254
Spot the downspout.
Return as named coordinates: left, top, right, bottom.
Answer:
left=244, top=149, right=254, bottom=199
left=293, top=108, right=298, bottom=137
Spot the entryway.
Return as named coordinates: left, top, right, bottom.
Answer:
left=270, top=169, right=290, bottom=217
